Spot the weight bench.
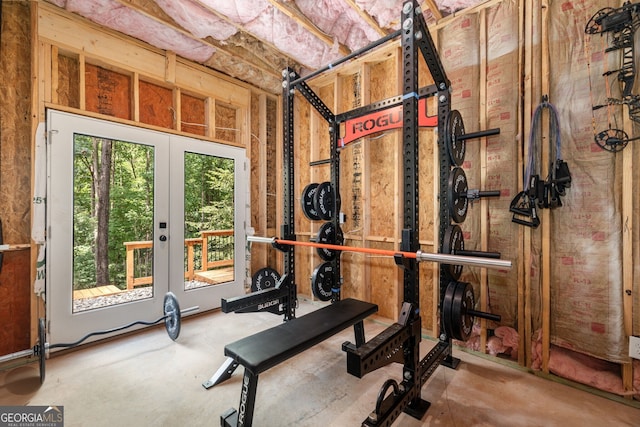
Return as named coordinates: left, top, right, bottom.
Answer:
left=220, top=298, right=378, bottom=427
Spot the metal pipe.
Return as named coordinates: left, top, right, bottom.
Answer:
left=416, top=251, right=511, bottom=270
left=0, top=348, right=35, bottom=364
left=467, top=309, right=502, bottom=323
left=289, top=30, right=402, bottom=87
left=457, top=127, right=501, bottom=141
left=455, top=249, right=501, bottom=259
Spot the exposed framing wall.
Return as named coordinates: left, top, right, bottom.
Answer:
left=294, top=0, right=640, bottom=401
left=23, top=1, right=278, bottom=342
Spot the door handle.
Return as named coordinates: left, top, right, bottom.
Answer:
left=159, top=235, right=167, bottom=242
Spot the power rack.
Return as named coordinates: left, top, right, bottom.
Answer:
left=281, top=2, right=464, bottom=424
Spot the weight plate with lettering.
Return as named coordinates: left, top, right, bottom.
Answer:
left=251, top=267, right=281, bottom=292
left=442, top=224, right=464, bottom=280
left=445, top=110, right=465, bottom=166
left=448, top=167, right=469, bottom=223
left=314, top=181, right=335, bottom=220
left=301, top=183, right=321, bottom=220
left=316, top=222, right=343, bottom=261
left=311, top=262, right=334, bottom=301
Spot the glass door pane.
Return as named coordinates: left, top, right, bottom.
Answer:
left=72, top=135, right=156, bottom=312
left=168, top=135, right=245, bottom=311
left=48, top=110, right=170, bottom=345
left=183, top=152, right=235, bottom=291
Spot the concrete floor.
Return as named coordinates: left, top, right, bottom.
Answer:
left=1, top=298, right=639, bottom=427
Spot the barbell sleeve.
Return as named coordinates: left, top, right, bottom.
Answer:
left=247, top=235, right=277, bottom=245
left=415, top=251, right=511, bottom=270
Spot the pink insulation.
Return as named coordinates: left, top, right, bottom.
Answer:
left=62, top=0, right=215, bottom=63
left=46, top=0, right=487, bottom=72
left=532, top=331, right=639, bottom=399
left=296, top=0, right=382, bottom=51
left=154, top=0, right=238, bottom=40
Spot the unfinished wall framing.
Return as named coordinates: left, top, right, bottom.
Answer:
left=0, top=0, right=637, bottom=405
left=21, top=1, right=278, bottom=340
left=297, top=0, right=640, bottom=402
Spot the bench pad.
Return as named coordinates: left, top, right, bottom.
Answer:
left=224, top=298, right=378, bottom=374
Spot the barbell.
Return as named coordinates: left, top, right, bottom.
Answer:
left=0, top=292, right=198, bottom=384
left=248, top=235, right=511, bottom=270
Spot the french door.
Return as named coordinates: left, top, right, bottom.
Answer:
left=47, top=110, right=246, bottom=345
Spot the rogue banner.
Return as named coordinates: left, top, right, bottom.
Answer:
left=341, top=98, right=438, bottom=146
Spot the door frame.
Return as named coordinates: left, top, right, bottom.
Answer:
left=46, top=110, right=247, bottom=346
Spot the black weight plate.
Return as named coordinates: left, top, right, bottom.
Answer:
left=314, top=181, right=335, bottom=220
left=442, top=225, right=464, bottom=280
left=442, top=281, right=457, bottom=340
left=448, top=167, right=468, bottom=223
left=445, top=110, right=465, bottom=166
left=316, top=222, right=343, bottom=261
left=251, top=267, right=281, bottom=292
left=451, top=281, right=475, bottom=342
left=38, top=317, right=46, bottom=384
left=301, top=183, right=321, bottom=221
left=164, top=292, right=181, bottom=341
left=311, top=262, right=334, bottom=301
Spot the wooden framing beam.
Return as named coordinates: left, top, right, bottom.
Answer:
left=343, top=0, right=388, bottom=37
left=267, top=0, right=350, bottom=55
left=113, top=0, right=283, bottom=80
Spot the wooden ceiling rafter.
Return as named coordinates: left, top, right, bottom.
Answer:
left=422, top=0, right=443, bottom=21
left=343, top=0, right=388, bottom=37
left=267, top=0, right=351, bottom=56
left=112, top=0, right=286, bottom=81
left=189, top=0, right=310, bottom=75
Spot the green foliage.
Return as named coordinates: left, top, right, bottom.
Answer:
left=72, top=138, right=235, bottom=291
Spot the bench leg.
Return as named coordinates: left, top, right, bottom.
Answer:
left=221, top=369, right=259, bottom=427
left=342, top=320, right=367, bottom=352
left=353, top=320, right=366, bottom=346
left=203, top=357, right=240, bottom=389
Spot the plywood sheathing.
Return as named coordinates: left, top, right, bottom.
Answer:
left=139, top=80, right=174, bottom=129
left=84, top=64, right=132, bottom=120
left=0, top=1, right=32, bottom=355
left=0, top=1, right=32, bottom=248
left=0, top=251, right=32, bottom=355
left=57, top=53, right=80, bottom=109
left=180, top=93, right=206, bottom=136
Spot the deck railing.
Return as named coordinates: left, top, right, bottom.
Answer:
left=123, top=229, right=234, bottom=290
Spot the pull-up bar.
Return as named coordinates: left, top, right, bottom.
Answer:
left=288, top=29, right=402, bottom=87
left=247, top=236, right=511, bottom=270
